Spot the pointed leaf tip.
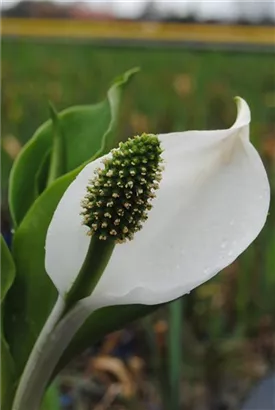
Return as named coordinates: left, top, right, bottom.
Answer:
left=112, top=67, right=140, bottom=87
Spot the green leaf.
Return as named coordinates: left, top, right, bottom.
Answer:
left=9, top=67, right=139, bottom=228
left=1, top=337, right=16, bottom=410
left=1, top=236, right=15, bottom=304
left=46, top=102, right=66, bottom=186
left=34, top=149, right=51, bottom=197
left=40, top=384, right=60, bottom=410
left=1, top=147, right=13, bottom=204
left=5, top=68, right=138, bottom=384
left=6, top=170, right=73, bottom=381
left=1, top=237, right=16, bottom=410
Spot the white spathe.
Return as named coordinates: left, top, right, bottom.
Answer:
left=45, top=97, right=270, bottom=309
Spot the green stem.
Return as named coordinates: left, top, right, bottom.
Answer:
left=168, top=298, right=183, bottom=410
left=12, top=237, right=116, bottom=410
left=64, top=237, right=115, bottom=313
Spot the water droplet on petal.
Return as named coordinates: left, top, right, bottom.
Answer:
left=229, top=219, right=235, bottom=226
left=228, top=250, right=233, bottom=257
left=221, top=240, right=227, bottom=249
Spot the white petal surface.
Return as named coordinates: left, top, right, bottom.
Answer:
left=45, top=98, right=270, bottom=309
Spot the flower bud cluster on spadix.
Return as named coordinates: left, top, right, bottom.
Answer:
left=81, top=133, right=164, bottom=243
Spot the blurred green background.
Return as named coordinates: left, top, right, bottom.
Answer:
left=1, top=38, right=275, bottom=409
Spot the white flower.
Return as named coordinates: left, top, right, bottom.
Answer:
left=45, top=97, right=270, bottom=310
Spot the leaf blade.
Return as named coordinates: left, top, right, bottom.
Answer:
left=46, top=102, right=66, bottom=186
left=1, top=236, right=16, bottom=410
left=9, top=68, right=139, bottom=227
left=1, top=236, right=15, bottom=303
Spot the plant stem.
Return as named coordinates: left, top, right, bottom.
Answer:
left=11, top=297, right=92, bottom=410
left=168, top=298, right=183, bottom=410
left=64, top=237, right=115, bottom=314
left=12, top=234, right=116, bottom=410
